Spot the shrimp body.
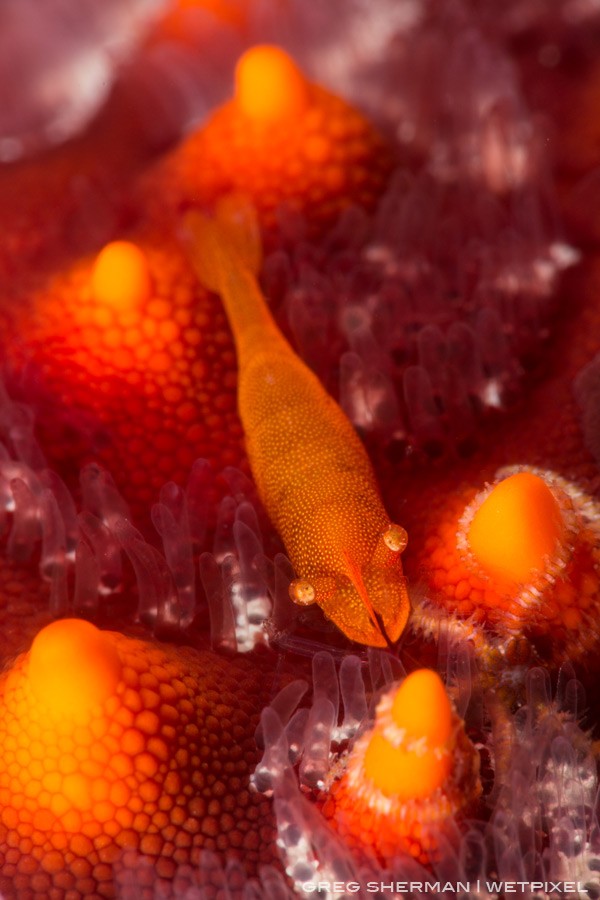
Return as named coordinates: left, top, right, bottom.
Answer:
left=186, top=198, right=409, bottom=647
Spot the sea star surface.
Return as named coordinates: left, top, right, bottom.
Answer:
left=0, top=1, right=600, bottom=898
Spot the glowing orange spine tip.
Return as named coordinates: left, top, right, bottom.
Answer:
left=362, top=670, right=454, bottom=801
left=324, top=669, right=481, bottom=865
left=156, top=43, right=395, bottom=241
left=235, top=45, right=309, bottom=121
left=467, top=471, right=564, bottom=584
left=91, top=240, right=152, bottom=309
left=410, top=465, right=600, bottom=669
left=7, top=225, right=246, bottom=523
left=28, top=618, right=122, bottom=719
left=0, top=622, right=278, bottom=896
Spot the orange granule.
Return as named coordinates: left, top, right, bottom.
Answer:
left=321, top=669, right=480, bottom=866
left=0, top=619, right=278, bottom=899
left=3, top=228, right=245, bottom=522
left=409, top=467, right=600, bottom=668
left=143, top=45, right=394, bottom=241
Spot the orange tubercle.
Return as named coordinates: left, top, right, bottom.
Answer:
left=390, top=668, right=453, bottom=746
left=0, top=621, right=278, bottom=897
left=322, top=669, right=480, bottom=865
left=408, top=466, right=600, bottom=669
left=362, top=670, right=453, bottom=802
left=235, top=45, right=309, bottom=122
left=141, top=45, right=395, bottom=242
left=3, top=227, right=246, bottom=522
left=363, top=732, right=452, bottom=802
left=90, top=241, right=153, bottom=310
left=467, top=472, right=564, bottom=585
left=28, top=619, right=122, bottom=719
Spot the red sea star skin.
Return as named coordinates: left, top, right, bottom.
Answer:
left=1, top=46, right=395, bottom=528
left=320, top=670, right=481, bottom=867
left=0, top=620, right=280, bottom=899
left=394, top=253, right=600, bottom=673
left=413, top=468, right=600, bottom=670
left=1, top=226, right=245, bottom=525
left=0, top=557, right=54, bottom=668
left=2, top=3, right=600, bottom=897
left=136, top=45, right=395, bottom=246
left=0, top=72, right=178, bottom=292
left=0, top=443, right=287, bottom=897
left=155, top=0, right=248, bottom=41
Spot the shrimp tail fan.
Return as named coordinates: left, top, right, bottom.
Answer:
left=184, top=193, right=262, bottom=293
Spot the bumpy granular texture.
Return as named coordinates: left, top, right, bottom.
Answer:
left=462, top=470, right=600, bottom=657
left=2, top=227, right=245, bottom=522
left=408, top=468, right=600, bottom=668
left=0, top=620, right=279, bottom=899
left=394, top=257, right=600, bottom=673
left=140, top=46, right=395, bottom=243
left=320, top=670, right=481, bottom=867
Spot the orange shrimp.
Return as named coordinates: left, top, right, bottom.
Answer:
left=185, top=197, right=410, bottom=647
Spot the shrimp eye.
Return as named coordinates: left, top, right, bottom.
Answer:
left=382, top=524, right=408, bottom=553
left=289, top=579, right=316, bottom=605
